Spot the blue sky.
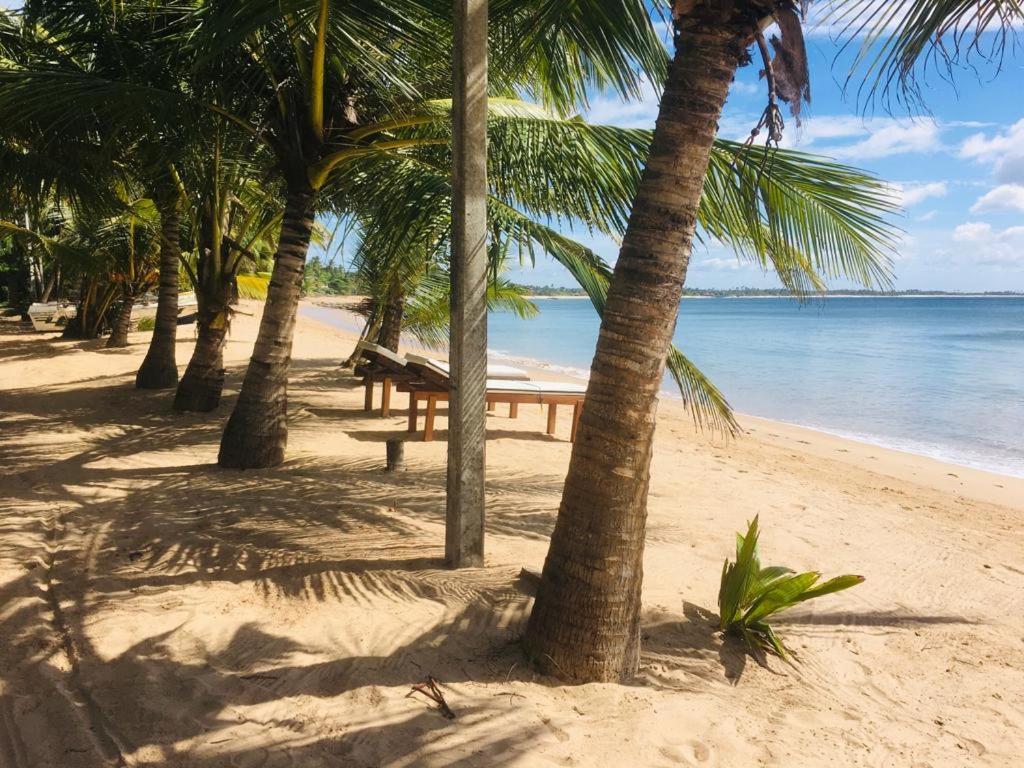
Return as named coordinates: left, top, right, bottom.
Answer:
left=531, top=24, right=1024, bottom=292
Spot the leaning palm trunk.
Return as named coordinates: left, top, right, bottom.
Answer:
left=341, top=313, right=381, bottom=368
left=39, top=268, right=58, bottom=303
left=523, top=22, right=742, bottom=683
left=218, top=186, right=316, bottom=468
left=173, top=279, right=233, bottom=412
left=377, top=291, right=404, bottom=352
left=136, top=194, right=181, bottom=388
left=106, top=293, right=135, bottom=348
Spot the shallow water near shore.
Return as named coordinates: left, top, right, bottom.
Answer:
left=306, top=296, right=1024, bottom=478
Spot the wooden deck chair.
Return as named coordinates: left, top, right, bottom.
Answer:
left=353, top=341, right=413, bottom=417
left=399, top=356, right=586, bottom=442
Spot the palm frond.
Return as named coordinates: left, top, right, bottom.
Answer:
left=236, top=272, right=271, bottom=300
left=703, top=141, right=899, bottom=293
left=820, top=0, right=1024, bottom=109
left=489, top=0, right=669, bottom=113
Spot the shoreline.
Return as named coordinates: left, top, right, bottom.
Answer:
left=300, top=301, right=1024, bottom=487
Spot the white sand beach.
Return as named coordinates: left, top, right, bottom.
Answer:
left=1, top=301, right=1022, bottom=767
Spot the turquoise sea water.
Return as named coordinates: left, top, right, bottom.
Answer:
left=485, top=297, right=1024, bottom=478
left=304, top=296, right=1024, bottom=478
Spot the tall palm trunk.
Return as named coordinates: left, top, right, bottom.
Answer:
left=39, top=267, right=58, bottom=303
left=11, top=246, right=32, bottom=320
left=377, top=291, right=404, bottom=352
left=523, top=20, right=743, bottom=683
left=218, top=186, right=316, bottom=468
left=136, top=194, right=182, bottom=388
left=341, top=313, right=381, bottom=368
left=173, top=279, right=233, bottom=412
left=106, top=294, right=135, bottom=348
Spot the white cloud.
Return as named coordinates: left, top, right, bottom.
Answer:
left=960, top=119, right=1024, bottom=184
left=950, top=222, right=1024, bottom=266
left=894, top=181, right=948, bottom=207
left=723, top=114, right=948, bottom=159
left=731, top=81, right=761, bottom=96
left=953, top=222, right=993, bottom=242
left=699, top=257, right=745, bottom=271
left=804, top=1, right=909, bottom=37
left=960, top=118, right=1024, bottom=160
left=916, top=210, right=937, bottom=222
left=823, top=122, right=942, bottom=160
left=584, top=78, right=659, bottom=129
left=970, top=184, right=1024, bottom=213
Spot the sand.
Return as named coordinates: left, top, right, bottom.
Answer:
left=1, top=300, right=1021, bottom=768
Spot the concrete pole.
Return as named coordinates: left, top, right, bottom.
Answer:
left=447, top=0, right=488, bottom=568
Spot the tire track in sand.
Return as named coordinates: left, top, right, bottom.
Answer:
left=39, top=509, right=128, bottom=768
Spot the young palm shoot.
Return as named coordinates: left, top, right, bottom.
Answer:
left=718, top=516, right=864, bottom=661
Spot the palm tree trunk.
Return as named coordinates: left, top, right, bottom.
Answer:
left=218, top=186, right=316, bottom=468
left=106, top=294, right=135, bottom=348
left=136, top=194, right=182, bottom=388
left=377, top=291, right=404, bottom=352
left=39, top=267, right=58, bottom=303
left=173, top=281, right=233, bottom=412
left=341, top=313, right=381, bottom=368
left=11, top=246, right=32, bottom=320
left=522, top=21, right=743, bottom=683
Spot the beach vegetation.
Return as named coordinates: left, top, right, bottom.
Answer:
left=718, top=516, right=864, bottom=661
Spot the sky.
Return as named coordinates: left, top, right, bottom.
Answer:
left=527, top=22, right=1024, bottom=292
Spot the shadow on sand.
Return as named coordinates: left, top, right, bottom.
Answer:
left=0, top=348, right=983, bottom=767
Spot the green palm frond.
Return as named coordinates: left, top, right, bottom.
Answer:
left=703, top=141, right=899, bottom=293
left=819, top=0, right=1024, bottom=108
left=385, top=266, right=538, bottom=350
left=236, top=272, right=271, bottom=300
left=489, top=0, right=669, bottom=113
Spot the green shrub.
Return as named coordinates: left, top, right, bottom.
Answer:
left=136, top=315, right=156, bottom=332
left=718, top=516, right=864, bottom=660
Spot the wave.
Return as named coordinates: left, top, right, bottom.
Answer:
left=757, top=418, right=1024, bottom=479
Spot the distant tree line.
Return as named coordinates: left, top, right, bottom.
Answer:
left=302, top=257, right=360, bottom=297
left=510, top=283, right=1024, bottom=298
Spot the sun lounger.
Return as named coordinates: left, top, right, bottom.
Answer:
left=353, top=341, right=414, bottom=417
left=399, top=355, right=586, bottom=442
left=354, top=343, right=530, bottom=418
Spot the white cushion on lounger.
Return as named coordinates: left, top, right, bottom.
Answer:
left=484, top=380, right=541, bottom=393
left=483, top=363, right=530, bottom=380
left=405, top=353, right=529, bottom=381
left=531, top=381, right=586, bottom=394
left=358, top=341, right=406, bottom=366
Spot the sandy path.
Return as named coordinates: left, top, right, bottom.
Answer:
left=1, top=302, right=1021, bottom=767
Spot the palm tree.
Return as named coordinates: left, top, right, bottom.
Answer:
left=173, top=140, right=283, bottom=412
left=523, top=0, right=1024, bottom=683
left=135, top=179, right=185, bottom=386
left=1, top=0, right=199, bottom=380
left=100, top=200, right=162, bottom=347
left=196, top=0, right=679, bottom=468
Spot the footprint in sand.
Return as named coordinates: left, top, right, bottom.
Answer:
left=658, top=741, right=711, bottom=764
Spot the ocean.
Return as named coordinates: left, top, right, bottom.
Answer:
left=303, top=296, right=1024, bottom=478
left=487, top=296, right=1024, bottom=479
